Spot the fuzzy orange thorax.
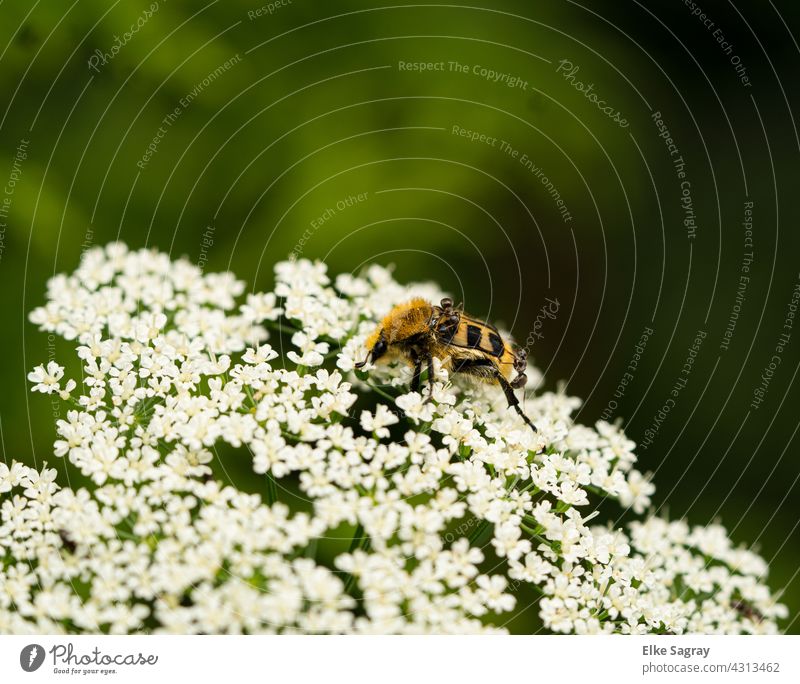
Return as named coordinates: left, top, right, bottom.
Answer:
left=366, top=297, right=433, bottom=349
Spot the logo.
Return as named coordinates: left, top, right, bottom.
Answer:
left=20, top=644, right=45, bottom=672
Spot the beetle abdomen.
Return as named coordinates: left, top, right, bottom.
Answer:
left=448, top=316, right=506, bottom=358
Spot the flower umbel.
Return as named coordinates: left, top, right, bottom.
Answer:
left=3, top=243, right=786, bottom=634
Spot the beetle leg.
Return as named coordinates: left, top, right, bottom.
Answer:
left=410, top=353, right=422, bottom=393
left=511, top=372, right=528, bottom=389
left=513, top=347, right=528, bottom=373
left=492, top=369, right=538, bottom=432
left=426, top=356, right=435, bottom=399
left=449, top=358, right=538, bottom=434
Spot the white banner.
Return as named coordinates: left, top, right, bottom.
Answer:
left=0, top=635, right=797, bottom=683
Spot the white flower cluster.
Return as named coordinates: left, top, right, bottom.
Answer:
left=4, top=243, right=786, bottom=634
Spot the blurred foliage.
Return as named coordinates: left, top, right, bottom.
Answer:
left=0, top=0, right=798, bottom=632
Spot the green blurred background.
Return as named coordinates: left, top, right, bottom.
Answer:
left=1, top=0, right=798, bottom=632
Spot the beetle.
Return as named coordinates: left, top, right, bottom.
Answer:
left=356, top=297, right=536, bottom=432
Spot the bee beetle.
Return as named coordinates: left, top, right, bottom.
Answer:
left=356, top=297, right=537, bottom=432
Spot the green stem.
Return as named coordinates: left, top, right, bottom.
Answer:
left=366, top=382, right=397, bottom=404
left=348, top=524, right=367, bottom=553
left=263, top=320, right=302, bottom=336
left=304, top=539, right=318, bottom=561
left=468, top=519, right=491, bottom=546
left=343, top=523, right=370, bottom=594
left=265, top=472, right=278, bottom=505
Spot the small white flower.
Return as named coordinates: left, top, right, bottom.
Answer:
left=395, top=391, right=435, bottom=423
left=287, top=331, right=329, bottom=367
left=0, top=462, right=27, bottom=493
left=27, top=361, right=66, bottom=394
left=58, top=379, right=77, bottom=400
left=476, top=575, right=515, bottom=613
left=360, top=405, right=400, bottom=439
left=242, top=344, right=279, bottom=364
left=619, top=470, right=655, bottom=514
